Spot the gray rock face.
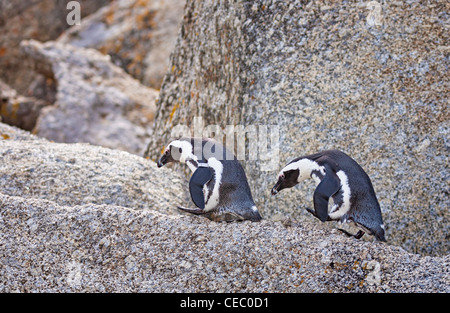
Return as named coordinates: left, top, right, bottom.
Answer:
left=1, top=193, right=448, bottom=293
left=0, top=123, right=186, bottom=215
left=0, top=123, right=448, bottom=292
left=146, top=0, right=449, bottom=256
left=58, top=0, right=185, bottom=89
left=0, top=0, right=109, bottom=96
left=21, top=40, right=159, bottom=156
left=0, top=79, right=48, bottom=130
left=1, top=122, right=448, bottom=293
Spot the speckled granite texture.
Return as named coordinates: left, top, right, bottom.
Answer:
left=1, top=122, right=448, bottom=292
left=20, top=40, right=158, bottom=156
left=146, top=0, right=449, bottom=256
left=0, top=123, right=186, bottom=215
left=0, top=194, right=448, bottom=293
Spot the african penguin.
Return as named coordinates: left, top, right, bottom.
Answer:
left=271, top=149, right=386, bottom=241
left=157, top=137, right=263, bottom=222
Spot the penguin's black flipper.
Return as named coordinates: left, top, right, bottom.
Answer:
left=313, top=164, right=341, bottom=222
left=305, top=207, right=333, bottom=221
left=189, top=166, right=213, bottom=209
left=177, top=206, right=206, bottom=215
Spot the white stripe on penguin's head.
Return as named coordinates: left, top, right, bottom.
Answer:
left=280, top=158, right=324, bottom=183
left=168, top=140, right=197, bottom=164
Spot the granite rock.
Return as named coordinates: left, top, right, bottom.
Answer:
left=0, top=0, right=109, bottom=97
left=0, top=79, right=48, bottom=131
left=0, top=122, right=186, bottom=215
left=58, top=0, right=185, bottom=89
left=145, top=0, right=449, bottom=256
left=0, top=122, right=448, bottom=292
left=21, top=40, right=159, bottom=156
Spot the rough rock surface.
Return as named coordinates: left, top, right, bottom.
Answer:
left=0, top=0, right=109, bottom=96
left=0, top=79, right=48, bottom=131
left=146, top=0, right=449, bottom=256
left=58, top=0, right=185, bottom=89
left=21, top=40, right=159, bottom=156
left=0, top=123, right=448, bottom=292
left=0, top=123, right=186, bottom=215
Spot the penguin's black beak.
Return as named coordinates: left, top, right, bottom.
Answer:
left=271, top=185, right=279, bottom=196
left=271, top=178, right=283, bottom=196
left=157, top=154, right=168, bottom=168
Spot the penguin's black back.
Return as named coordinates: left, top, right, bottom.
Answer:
left=306, top=150, right=385, bottom=241
left=187, top=137, right=260, bottom=220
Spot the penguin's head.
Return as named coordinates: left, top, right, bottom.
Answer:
left=271, top=157, right=324, bottom=195
left=157, top=139, right=197, bottom=167
left=271, top=168, right=299, bottom=195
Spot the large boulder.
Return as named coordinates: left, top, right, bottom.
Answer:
left=0, top=0, right=109, bottom=96
left=58, top=0, right=185, bottom=89
left=0, top=79, right=48, bottom=130
left=0, top=122, right=186, bottom=214
left=145, top=0, right=449, bottom=256
left=21, top=40, right=158, bottom=156
left=0, top=123, right=448, bottom=292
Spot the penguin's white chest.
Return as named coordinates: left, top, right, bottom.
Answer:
left=203, top=158, right=223, bottom=212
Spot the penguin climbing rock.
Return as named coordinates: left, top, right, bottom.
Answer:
left=271, top=149, right=386, bottom=241
left=157, top=137, right=263, bottom=222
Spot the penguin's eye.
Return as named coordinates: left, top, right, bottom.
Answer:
left=280, top=173, right=285, bottom=179
left=178, top=147, right=182, bottom=154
